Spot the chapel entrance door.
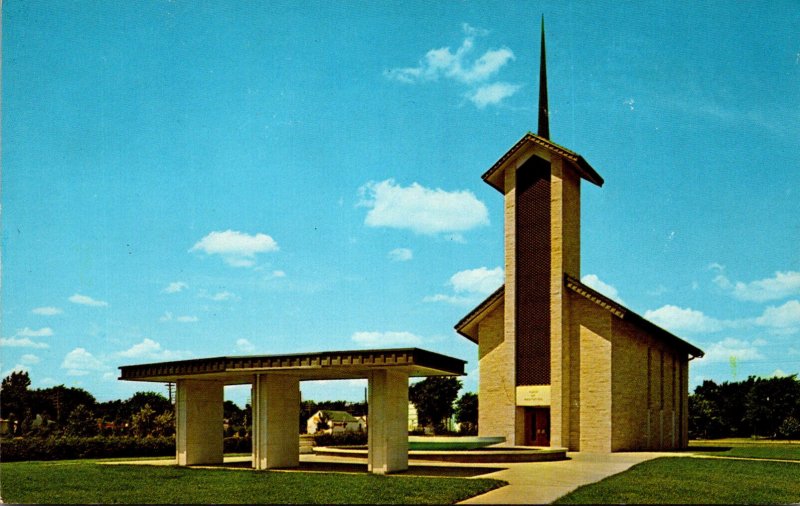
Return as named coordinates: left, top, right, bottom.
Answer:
left=524, top=407, right=550, bottom=446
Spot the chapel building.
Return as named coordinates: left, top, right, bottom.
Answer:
left=455, top=21, right=704, bottom=452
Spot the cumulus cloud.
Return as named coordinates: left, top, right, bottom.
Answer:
left=117, top=338, right=191, bottom=362
left=351, top=331, right=423, bottom=347
left=581, top=274, right=626, bottom=305
left=388, top=248, right=413, bottom=262
left=425, top=266, right=503, bottom=306
left=384, top=23, right=519, bottom=107
left=17, top=327, right=54, bottom=338
left=69, top=293, right=108, bottom=307
left=0, top=337, right=49, bottom=349
left=190, top=230, right=279, bottom=268
left=466, top=82, right=522, bottom=108
left=61, top=348, right=108, bottom=376
left=753, top=300, right=800, bottom=334
left=163, top=281, right=188, bottom=294
left=32, top=306, right=63, bottom=315
left=20, top=354, right=41, bottom=364
left=235, top=338, right=256, bottom=353
left=359, top=179, right=488, bottom=236
left=695, top=338, right=764, bottom=365
left=714, top=270, right=800, bottom=302
left=644, top=305, right=724, bottom=334
left=211, top=291, right=235, bottom=301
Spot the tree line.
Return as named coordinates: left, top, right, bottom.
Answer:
left=689, top=374, right=800, bottom=439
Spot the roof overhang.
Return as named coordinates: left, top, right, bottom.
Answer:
left=454, top=286, right=504, bottom=343
left=482, top=132, right=604, bottom=193
left=119, top=348, right=466, bottom=385
left=564, top=274, right=705, bottom=359
left=454, top=278, right=704, bottom=359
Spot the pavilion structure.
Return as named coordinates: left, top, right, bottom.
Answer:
left=119, top=348, right=465, bottom=474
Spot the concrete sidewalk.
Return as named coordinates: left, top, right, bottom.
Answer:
left=458, top=451, right=684, bottom=504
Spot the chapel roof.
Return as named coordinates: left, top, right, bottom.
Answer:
left=455, top=276, right=704, bottom=359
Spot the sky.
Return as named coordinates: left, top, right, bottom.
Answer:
left=3, top=1, right=799, bottom=407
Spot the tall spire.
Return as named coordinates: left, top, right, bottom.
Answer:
left=537, top=15, right=550, bottom=140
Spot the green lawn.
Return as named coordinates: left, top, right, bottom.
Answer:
left=689, top=440, right=800, bottom=461
left=554, top=456, right=800, bottom=504
left=0, top=460, right=505, bottom=504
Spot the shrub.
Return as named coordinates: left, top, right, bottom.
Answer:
left=778, top=416, right=800, bottom=439
left=0, top=435, right=175, bottom=462
left=223, top=436, right=251, bottom=453
left=312, top=431, right=368, bottom=447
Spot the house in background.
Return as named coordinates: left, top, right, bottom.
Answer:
left=306, top=410, right=361, bottom=434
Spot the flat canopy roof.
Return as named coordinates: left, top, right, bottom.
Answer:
left=119, top=348, right=466, bottom=385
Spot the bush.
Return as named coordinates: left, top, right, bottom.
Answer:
left=312, top=431, right=368, bottom=447
left=0, top=435, right=175, bottom=462
left=778, top=417, right=800, bottom=439
left=223, top=436, right=251, bottom=453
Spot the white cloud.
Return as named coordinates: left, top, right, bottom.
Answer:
left=190, top=230, right=279, bottom=268
left=159, top=312, right=198, bottom=323
left=714, top=271, right=800, bottom=302
left=644, top=305, right=724, bottom=334
left=1, top=364, right=30, bottom=378
left=450, top=267, right=503, bottom=294
left=17, top=327, right=53, bottom=337
left=384, top=24, right=519, bottom=108
left=235, top=338, right=256, bottom=354
left=20, top=354, right=41, bottom=365
left=466, top=82, right=522, bottom=108
left=771, top=369, right=790, bottom=378
left=0, top=337, right=49, bottom=349
left=388, top=248, right=413, bottom=262
left=695, top=338, right=764, bottom=365
left=163, top=281, right=188, bottom=293
left=271, top=270, right=286, bottom=278
left=32, top=306, right=63, bottom=315
left=581, top=274, right=626, bottom=305
left=359, top=179, right=488, bottom=236
left=351, top=331, right=423, bottom=347
left=211, top=291, right=235, bottom=301
left=117, top=338, right=191, bottom=362
left=425, top=266, right=503, bottom=306
left=754, top=300, right=800, bottom=334
left=69, top=293, right=109, bottom=307
left=61, top=348, right=108, bottom=375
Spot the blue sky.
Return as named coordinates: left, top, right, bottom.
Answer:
left=3, top=1, right=799, bottom=406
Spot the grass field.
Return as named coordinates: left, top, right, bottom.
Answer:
left=554, top=456, right=800, bottom=504
left=0, top=459, right=505, bottom=504
left=689, top=440, right=800, bottom=460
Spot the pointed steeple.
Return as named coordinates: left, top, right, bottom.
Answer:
left=537, top=16, right=550, bottom=140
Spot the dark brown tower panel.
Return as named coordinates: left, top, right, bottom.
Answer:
left=516, top=155, right=551, bottom=386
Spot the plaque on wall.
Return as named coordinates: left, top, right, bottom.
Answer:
left=516, top=385, right=551, bottom=406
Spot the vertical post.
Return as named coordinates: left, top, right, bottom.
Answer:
left=252, top=374, right=300, bottom=470
left=175, top=379, right=224, bottom=465
left=368, top=370, right=409, bottom=474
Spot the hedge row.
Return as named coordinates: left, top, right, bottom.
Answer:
left=1, top=435, right=176, bottom=462
left=311, top=431, right=368, bottom=447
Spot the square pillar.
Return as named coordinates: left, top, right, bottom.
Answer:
left=252, top=374, right=300, bottom=470
left=176, top=379, right=224, bottom=465
left=368, top=369, right=409, bottom=474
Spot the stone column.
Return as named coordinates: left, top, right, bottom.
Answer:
left=252, top=374, right=300, bottom=470
left=368, top=369, right=409, bottom=474
left=175, top=379, right=224, bottom=465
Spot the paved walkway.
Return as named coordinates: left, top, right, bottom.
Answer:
left=457, top=451, right=684, bottom=504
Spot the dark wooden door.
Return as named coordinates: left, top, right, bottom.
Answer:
left=524, top=407, right=550, bottom=446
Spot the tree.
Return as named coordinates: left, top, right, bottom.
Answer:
left=153, top=410, right=175, bottom=437
left=1, top=371, right=31, bottom=418
left=131, top=404, right=157, bottom=438
left=65, top=404, right=99, bottom=437
left=124, top=392, right=171, bottom=419
left=409, top=376, right=462, bottom=433
left=455, top=392, right=478, bottom=435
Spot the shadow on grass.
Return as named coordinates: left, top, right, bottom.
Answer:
left=216, top=459, right=505, bottom=477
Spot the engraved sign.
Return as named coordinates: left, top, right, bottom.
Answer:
left=516, top=385, right=551, bottom=406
